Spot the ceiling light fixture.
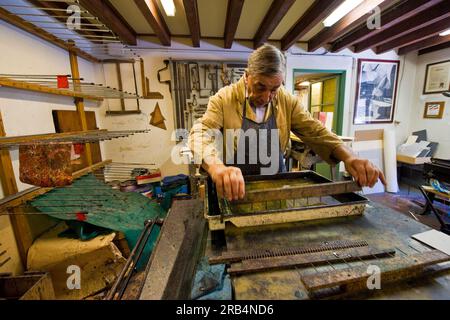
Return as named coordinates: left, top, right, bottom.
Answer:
left=323, top=0, right=364, bottom=27
left=161, top=0, right=176, bottom=17
left=439, top=29, right=450, bottom=36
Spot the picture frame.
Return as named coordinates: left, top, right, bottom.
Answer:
left=423, top=60, right=450, bottom=94
left=353, top=59, right=400, bottom=124
left=423, top=101, right=445, bottom=119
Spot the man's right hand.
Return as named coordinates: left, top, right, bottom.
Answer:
left=207, top=164, right=245, bottom=201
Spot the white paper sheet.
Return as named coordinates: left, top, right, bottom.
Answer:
left=412, top=230, right=450, bottom=255
left=384, top=129, right=399, bottom=193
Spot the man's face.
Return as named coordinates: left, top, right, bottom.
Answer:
left=246, top=73, right=283, bottom=108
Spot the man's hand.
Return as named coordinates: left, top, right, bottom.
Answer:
left=344, top=157, right=386, bottom=188
left=207, top=164, right=245, bottom=201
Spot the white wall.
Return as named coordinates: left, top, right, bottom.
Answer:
left=286, top=45, right=417, bottom=147
left=0, top=20, right=101, bottom=275
left=409, top=48, right=450, bottom=158
left=98, top=38, right=253, bottom=176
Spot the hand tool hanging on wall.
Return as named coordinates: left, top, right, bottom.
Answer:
left=157, top=60, right=172, bottom=95
left=221, top=64, right=231, bottom=86
left=201, top=64, right=210, bottom=89
left=131, top=61, right=140, bottom=111
left=189, top=63, right=200, bottom=91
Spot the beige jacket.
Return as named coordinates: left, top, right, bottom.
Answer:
left=188, top=76, right=343, bottom=166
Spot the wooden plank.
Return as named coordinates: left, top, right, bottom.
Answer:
left=140, top=58, right=147, bottom=97
left=0, top=113, right=32, bottom=267
left=0, top=129, right=105, bottom=146
left=376, top=18, right=450, bottom=54
left=52, top=110, right=103, bottom=171
left=0, top=77, right=102, bottom=101
left=354, top=129, right=384, bottom=141
left=228, top=247, right=395, bottom=275
left=398, top=34, right=450, bottom=55
left=301, top=250, right=450, bottom=292
left=418, top=41, right=450, bottom=55
left=115, top=63, right=126, bottom=111
left=0, top=7, right=99, bottom=63
left=134, top=0, right=171, bottom=46
left=308, top=0, right=389, bottom=52
left=281, top=0, right=344, bottom=51
left=224, top=0, right=245, bottom=49
left=353, top=1, right=450, bottom=53
left=78, top=0, right=137, bottom=45
left=234, top=180, right=361, bottom=204
left=183, top=0, right=201, bottom=47
left=254, top=0, right=296, bottom=49
left=69, top=48, right=93, bottom=167
left=0, top=160, right=112, bottom=213
left=331, top=0, right=442, bottom=52
left=139, top=199, right=206, bottom=300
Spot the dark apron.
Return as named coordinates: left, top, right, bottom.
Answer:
left=226, top=99, right=286, bottom=176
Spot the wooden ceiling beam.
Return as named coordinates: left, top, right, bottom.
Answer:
left=78, top=0, right=137, bottom=45
left=281, top=0, right=344, bottom=51
left=376, top=18, right=450, bottom=54
left=254, top=0, right=295, bottom=49
left=398, top=34, right=450, bottom=55
left=308, top=0, right=388, bottom=52
left=134, top=0, right=171, bottom=46
left=331, top=0, right=443, bottom=52
left=224, top=0, right=245, bottom=49
left=353, top=1, right=450, bottom=53
left=0, top=7, right=99, bottom=63
left=418, top=41, right=450, bottom=56
left=183, top=0, right=201, bottom=47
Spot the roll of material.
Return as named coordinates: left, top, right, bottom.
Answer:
left=120, top=180, right=138, bottom=192
left=383, top=129, right=399, bottom=193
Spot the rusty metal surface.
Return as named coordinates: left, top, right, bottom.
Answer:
left=139, top=199, right=206, bottom=300
left=235, top=180, right=361, bottom=204
left=228, top=247, right=395, bottom=276
left=301, top=250, right=450, bottom=297
left=225, top=201, right=450, bottom=300
left=209, top=239, right=368, bottom=265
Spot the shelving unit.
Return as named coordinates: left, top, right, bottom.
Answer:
left=0, top=129, right=151, bottom=149
left=0, top=75, right=145, bottom=101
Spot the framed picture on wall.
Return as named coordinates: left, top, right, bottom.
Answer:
left=423, top=60, right=450, bottom=94
left=423, top=101, right=445, bottom=119
left=353, top=59, right=400, bottom=124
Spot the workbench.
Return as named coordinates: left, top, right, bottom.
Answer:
left=219, top=200, right=450, bottom=299
left=141, top=199, right=450, bottom=300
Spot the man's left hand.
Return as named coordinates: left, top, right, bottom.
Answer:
left=344, top=157, right=386, bottom=188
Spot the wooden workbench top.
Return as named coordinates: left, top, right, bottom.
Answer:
left=215, top=201, right=450, bottom=300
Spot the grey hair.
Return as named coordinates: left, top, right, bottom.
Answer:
left=247, top=44, right=286, bottom=78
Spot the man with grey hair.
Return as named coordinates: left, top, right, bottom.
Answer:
left=189, top=44, right=385, bottom=201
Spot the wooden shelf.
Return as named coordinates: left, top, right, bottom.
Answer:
left=0, top=77, right=103, bottom=101
left=0, top=160, right=112, bottom=212
left=143, top=92, right=164, bottom=100
left=106, top=110, right=142, bottom=116
left=0, top=129, right=150, bottom=149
